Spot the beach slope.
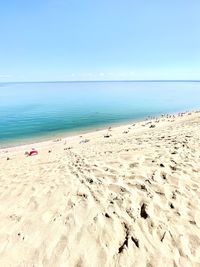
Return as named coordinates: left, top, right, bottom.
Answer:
left=0, top=112, right=200, bottom=266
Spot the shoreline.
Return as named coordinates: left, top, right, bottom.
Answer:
left=1, top=108, right=200, bottom=265
left=1, top=108, right=199, bottom=155
left=0, top=109, right=200, bottom=152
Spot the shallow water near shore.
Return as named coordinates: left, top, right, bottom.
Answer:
left=1, top=81, right=200, bottom=147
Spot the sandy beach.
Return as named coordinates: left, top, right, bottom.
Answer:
left=0, top=111, right=200, bottom=267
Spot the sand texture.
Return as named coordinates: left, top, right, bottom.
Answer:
left=0, top=111, right=200, bottom=267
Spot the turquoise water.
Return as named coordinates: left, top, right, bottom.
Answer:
left=0, top=81, right=200, bottom=147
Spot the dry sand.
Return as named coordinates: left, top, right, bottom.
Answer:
left=0, top=111, right=200, bottom=267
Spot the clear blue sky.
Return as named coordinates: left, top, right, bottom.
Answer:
left=0, top=0, right=200, bottom=82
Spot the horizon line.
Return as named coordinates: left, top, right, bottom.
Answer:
left=1, top=79, right=200, bottom=84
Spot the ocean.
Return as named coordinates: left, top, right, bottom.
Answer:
left=0, top=81, right=200, bottom=147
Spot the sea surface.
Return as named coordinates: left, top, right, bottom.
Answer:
left=1, top=81, right=200, bottom=147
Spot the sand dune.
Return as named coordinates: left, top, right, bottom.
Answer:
left=0, top=111, right=200, bottom=266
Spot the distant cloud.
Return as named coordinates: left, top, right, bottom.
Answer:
left=0, top=74, right=11, bottom=78
left=99, top=72, right=105, bottom=77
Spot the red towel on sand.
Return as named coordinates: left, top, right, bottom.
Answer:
left=29, top=150, right=38, bottom=156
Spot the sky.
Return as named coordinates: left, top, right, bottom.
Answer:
left=0, top=0, right=200, bottom=82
